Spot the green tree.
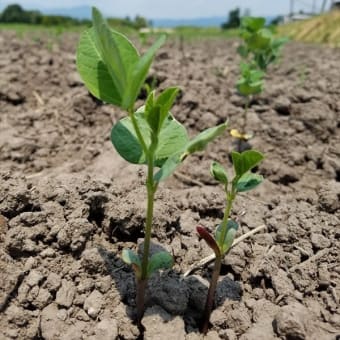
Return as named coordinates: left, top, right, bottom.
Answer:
left=133, top=15, right=148, bottom=29
left=0, top=4, right=28, bottom=23
left=221, top=8, right=241, bottom=30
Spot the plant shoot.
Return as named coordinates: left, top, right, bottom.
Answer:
left=76, top=7, right=228, bottom=325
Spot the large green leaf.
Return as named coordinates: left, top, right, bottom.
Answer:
left=156, top=115, right=188, bottom=165
left=215, top=220, right=239, bottom=254
left=92, top=7, right=136, bottom=95
left=147, top=251, right=173, bottom=277
left=111, top=112, right=148, bottom=164
left=122, top=35, right=166, bottom=110
left=76, top=28, right=122, bottom=105
left=231, top=150, right=264, bottom=178
left=236, top=172, right=263, bottom=192
left=111, top=110, right=188, bottom=166
left=186, top=121, right=228, bottom=154
left=154, top=122, right=229, bottom=182
left=77, top=7, right=164, bottom=111
left=76, top=8, right=140, bottom=106
left=210, top=162, right=228, bottom=185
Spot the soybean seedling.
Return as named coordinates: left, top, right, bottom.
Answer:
left=76, top=7, right=228, bottom=325
left=197, top=150, right=264, bottom=334
left=234, top=17, right=287, bottom=150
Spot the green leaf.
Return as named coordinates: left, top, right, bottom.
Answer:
left=156, top=115, right=188, bottom=165
left=145, top=99, right=161, bottom=135
left=248, top=29, right=272, bottom=51
left=231, top=150, right=264, bottom=178
left=92, top=8, right=139, bottom=99
left=122, top=249, right=141, bottom=278
left=241, top=17, right=266, bottom=32
left=156, top=87, right=179, bottom=129
left=76, top=7, right=139, bottom=106
left=147, top=251, right=173, bottom=277
left=122, top=35, right=166, bottom=110
left=111, top=112, right=148, bottom=164
left=210, top=162, right=228, bottom=185
left=237, top=45, right=249, bottom=58
left=76, top=28, right=122, bottom=105
left=237, top=79, right=263, bottom=96
left=154, top=121, right=228, bottom=183
left=186, top=121, right=228, bottom=154
left=144, top=87, right=179, bottom=136
left=111, top=110, right=188, bottom=166
left=215, top=220, right=239, bottom=254
left=236, top=172, right=263, bottom=192
left=154, top=152, right=182, bottom=182
left=250, top=69, right=265, bottom=81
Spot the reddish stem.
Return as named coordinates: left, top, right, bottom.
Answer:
left=201, top=254, right=222, bottom=334
left=136, top=278, right=147, bottom=327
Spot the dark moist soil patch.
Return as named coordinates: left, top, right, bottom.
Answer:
left=0, top=31, right=339, bottom=339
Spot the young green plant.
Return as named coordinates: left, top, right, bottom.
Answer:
left=234, top=17, right=287, bottom=150
left=197, top=150, right=264, bottom=334
left=76, top=7, right=228, bottom=325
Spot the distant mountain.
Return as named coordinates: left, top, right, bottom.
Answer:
left=42, top=6, right=92, bottom=19
left=152, top=16, right=278, bottom=28
left=151, top=17, right=226, bottom=28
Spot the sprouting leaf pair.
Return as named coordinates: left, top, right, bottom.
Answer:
left=122, top=249, right=173, bottom=279
left=198, top=150, right=264, bottom=257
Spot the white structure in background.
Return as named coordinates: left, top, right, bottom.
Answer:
left=139, top=27, right=174, bottom=34
left=283, top=0, right=338, bottom=22
left=331, top=1, right=340, bottom=9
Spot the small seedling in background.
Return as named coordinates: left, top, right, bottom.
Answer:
left=139, top=29, right=148, bottom=46
left=297, top=64, right=307, bottom=87
left=234, top=17, right=287, bottom=151
left=197, top=150, right=264, bottom=334
left=142, top=76, right=158, bottom=97
left=76, top=7, right=228, bottom=326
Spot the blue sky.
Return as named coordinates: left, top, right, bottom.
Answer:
left=0, top=0, right=330, bottom=18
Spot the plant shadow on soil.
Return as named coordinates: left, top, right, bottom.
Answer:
left=97, top=241, right=242, bottom=335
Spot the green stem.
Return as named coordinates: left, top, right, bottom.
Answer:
left=201, top=254, right=222, bottom=334
left=141, top=153, right=156, bottom=280
left=201, top=188, right=235, bottom=333
left=136, top=142, right=156, bottom=324
left=241, top=96, right=250, bottom=133
left=237, top=96, right=250, bottom=152
left=217, top=191, right=235, bottom=250
left=127, top=107, right=157, bottom=325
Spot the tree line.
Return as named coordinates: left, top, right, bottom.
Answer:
left=221, top=7, right=282, bottom=29
left=0, top=4, right=149, bottom=28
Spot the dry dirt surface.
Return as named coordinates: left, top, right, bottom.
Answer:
left=0, top=31, right=339, bottom=340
